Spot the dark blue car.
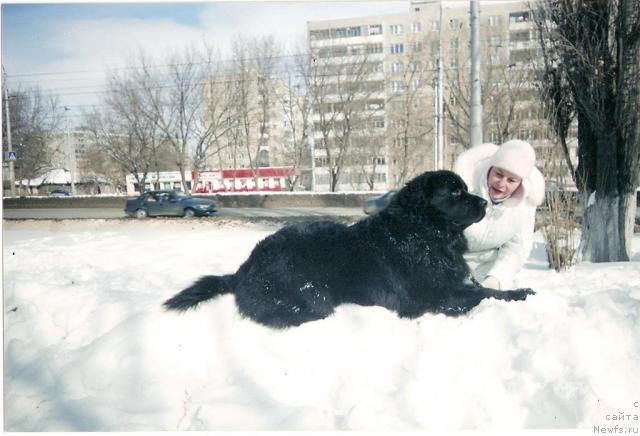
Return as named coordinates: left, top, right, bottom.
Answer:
left=363, top=190, right=398, bottom=215
left=125, top=190, right=217, bottom=219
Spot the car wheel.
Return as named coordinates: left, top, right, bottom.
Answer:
left=134, top=209, right=148, bottom=219
left=183, top=208, right=195, bottom=218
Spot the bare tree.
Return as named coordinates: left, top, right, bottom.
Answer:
left=224, top=36, right=282, bottom=190
left=2, top=87, right=63, bottom=194
left=442, top=40, right=535, bottom=149
left=308, top=46, right=384, bottom=191
left=386, top=36, right=435, bottom=188
left=531, top=0, right=640, bottom=262
left=131, top=45, right=228, bottom=194
left=85, top=110, right=160, bottom=196
left=194, top=44, right=238, bottom=191
left=273, top=55, right=312, bottom=190
left=78, top=144, right=127, bottom=194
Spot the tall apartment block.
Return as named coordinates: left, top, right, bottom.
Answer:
left=307, top=0, right=575, bottom=191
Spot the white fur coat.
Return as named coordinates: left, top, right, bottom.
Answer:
left=453, top=143, right=546, bottom=289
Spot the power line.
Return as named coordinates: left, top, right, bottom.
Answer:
left=4, top=52, right=310, bottom=80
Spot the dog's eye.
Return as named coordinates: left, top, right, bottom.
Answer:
left=451, top=189, right=462, bottom=197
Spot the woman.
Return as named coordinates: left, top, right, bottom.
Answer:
left=453, top=139, right=545, bottom=290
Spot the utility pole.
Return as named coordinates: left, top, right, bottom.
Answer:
left=416, top=0, right=445, bottom=170
left=2, top=66, right=16, bottom=197
left=469, top=0, right=483, bottom=147
left=436, top=0, right=445, bottom=170
left=64, top=106, right=76, bottom=195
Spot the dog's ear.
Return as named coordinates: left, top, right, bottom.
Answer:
left=384, top=172, right=433, bottom=220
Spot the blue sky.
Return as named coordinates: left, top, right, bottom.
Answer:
left=1, top=1, right=409, bottom=114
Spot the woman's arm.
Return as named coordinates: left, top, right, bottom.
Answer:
left=484, top=207, right=536, bottom=288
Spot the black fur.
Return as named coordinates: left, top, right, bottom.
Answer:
left=164, top=170, right=535, bottom=328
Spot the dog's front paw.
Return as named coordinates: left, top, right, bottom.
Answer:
left=503, top=288, right=535, bottom=301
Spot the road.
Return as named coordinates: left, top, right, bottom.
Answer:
left=2, top=207, right=366, bottom=220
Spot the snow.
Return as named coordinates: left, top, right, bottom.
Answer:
left=17, top=168, right=78, bottom=187
left=3, top=218, right=640, bottom=432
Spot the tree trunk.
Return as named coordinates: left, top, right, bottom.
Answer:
left=579, top=190, right=633, bottom=262
left=178, top=164, right=190, bottom=195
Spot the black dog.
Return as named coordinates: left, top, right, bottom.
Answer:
left=164, top=170, right=534, bottom=328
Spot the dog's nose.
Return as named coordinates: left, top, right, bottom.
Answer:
left=478, top=198, right=488, bottom=208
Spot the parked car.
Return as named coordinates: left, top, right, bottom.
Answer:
left=125, top=190, right=217, bottom=219
left=363, top=190, right=398, bottom=215
left=48, top=189, right=71, bottom=197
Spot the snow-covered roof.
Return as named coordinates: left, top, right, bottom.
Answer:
left=18, top=168, right=74, bottom=187
left=17, top=168, right=109, bottom=186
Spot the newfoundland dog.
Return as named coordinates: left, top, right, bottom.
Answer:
left=164, top=170, right=534, bottom=327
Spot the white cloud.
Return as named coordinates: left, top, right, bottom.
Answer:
left=6, top=2, right=410, bottom=111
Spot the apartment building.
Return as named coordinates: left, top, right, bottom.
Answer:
left=202, top=70, right=312, bottom=190
left=307, top=0, right=575, bottom=191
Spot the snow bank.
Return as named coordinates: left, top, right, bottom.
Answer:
left=3, top=219, right=640, bottom=431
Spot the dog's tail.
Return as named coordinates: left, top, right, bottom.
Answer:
left=163, top=274, right=234, bottom=312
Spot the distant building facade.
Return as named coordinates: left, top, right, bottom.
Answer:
left=307, top=0, right=577, bottom=191
left=125, top=167, right=298, bottom=196
left=202, top=70, right=312, bottom=191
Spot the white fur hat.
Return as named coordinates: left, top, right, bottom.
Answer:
left=490, top=139, right=536, bottom=179
left=453, top=141, right=546, bottom=207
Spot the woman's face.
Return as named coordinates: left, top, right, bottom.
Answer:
left=487, top=166, right=522, bottom=202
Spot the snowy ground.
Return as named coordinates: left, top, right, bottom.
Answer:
left=3, top=218, right=640, bottom=432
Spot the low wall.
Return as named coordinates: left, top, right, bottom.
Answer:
left=2, top=192, right=382, bottom=209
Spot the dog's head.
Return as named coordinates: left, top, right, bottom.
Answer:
left=385, top=170, right=487, bottom=231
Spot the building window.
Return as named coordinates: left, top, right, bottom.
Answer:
left=430, top=40, right=439, bottom=54
left=371, top=62, right=384, bottom=73
left=366, top=43, right=383, bottom=54
left=412, top=22, right=422, bottom=33
left=413, top=41, right=423, bottom=52
left=490, top=54, right=501, bottom=65
left=310, top=29, right=331, bottom=40
left=488, top=15, right=501, bottom=26
left=347, top=26, right=361, bottom=37
left=510, top=30, right=531, bottom=43
left=431, top=20, right=440, bottom=31
left=449, top=58, right=459, bottom=68
left=369, top=24, right=383, bottom=35
left=390, top=24, right=403, bottom=35
left=372, top=118, right=385, bottom=128
left=375, top=156, right=386, bottom=165
left=390, top=43, right=404, bottom=54
left=510, top=11, right=530, bottom=23
left=449, top=38, right=459, bottom=51
left=315, top=157, right=329, bottom=167
left=365, top=99, right=385, bottom=110
left=449, top=19, right=462, bottom=30
left=392, top=100, right=405, bottom=111
left=334, top=27, right=347, bottom=38
left=391, top=61, right=404, bottom=73
left=519, top=127, right=531, bottom=139
left=490, top=35, right=502, bottom=47
left=390, top=81, right=405, bottom=92
left=349, top=44, right=363, bottom=56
